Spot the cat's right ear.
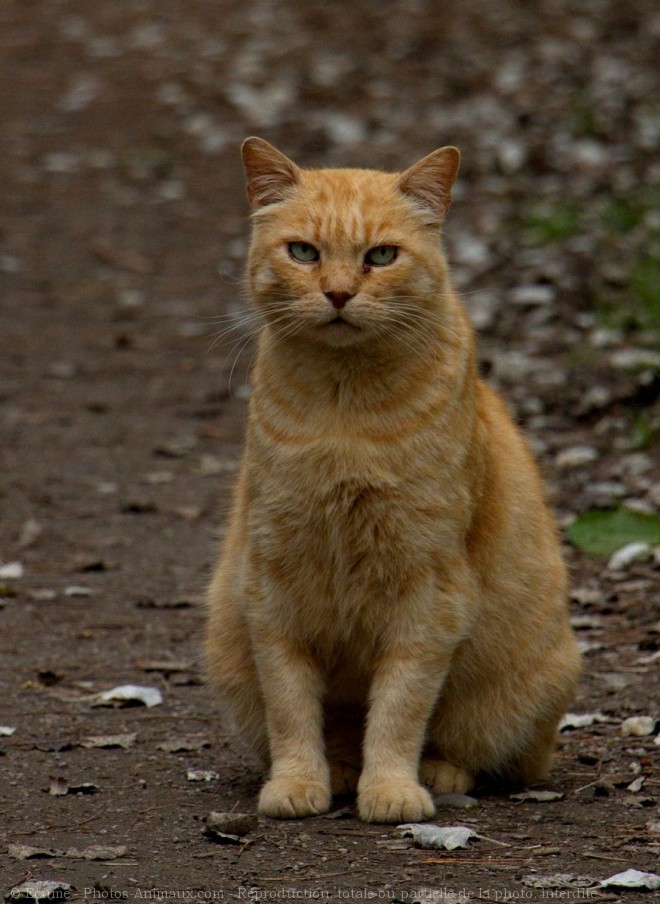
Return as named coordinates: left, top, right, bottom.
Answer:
left=241, top=137, right=300, bottom=209
left=398, top=146, right=461, bottom=224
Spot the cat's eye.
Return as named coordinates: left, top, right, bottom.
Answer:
left=365, top=245, right=398, bottom=267
left=288, top=242, right=320, bottom=263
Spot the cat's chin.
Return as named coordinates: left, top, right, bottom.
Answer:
left=314, top=317, right=365, bottom=347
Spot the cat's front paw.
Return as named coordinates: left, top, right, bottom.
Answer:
left=258, top=777, right=331, bottom=819
left=357, top=779, right=435, bottom=824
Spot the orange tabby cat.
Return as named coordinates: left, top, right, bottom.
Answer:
left=205, top=137, right=580, bottom=824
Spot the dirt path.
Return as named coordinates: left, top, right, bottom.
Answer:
left=1, top=1, right=658, bottom=899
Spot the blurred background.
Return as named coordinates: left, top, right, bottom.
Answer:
left=2, top=0, right=659, bottom=335
left=2, top=0, right=658, bottom=536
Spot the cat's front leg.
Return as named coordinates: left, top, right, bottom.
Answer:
left=252, top=627, right=331, bottom=818
left=357, top=588, right=462, bottom=823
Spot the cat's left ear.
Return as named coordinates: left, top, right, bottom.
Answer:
left=398, top=147, right=460, bottom=223
left=241, top=137, right=300, bottom=209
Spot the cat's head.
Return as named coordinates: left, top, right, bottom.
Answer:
left=242, top=138, right=460, bottom=351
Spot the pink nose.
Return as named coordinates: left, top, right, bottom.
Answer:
left=325, top=291, right=354, bottom=310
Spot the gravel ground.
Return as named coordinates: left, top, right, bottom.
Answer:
left=1, top=0, right=658, bottom=900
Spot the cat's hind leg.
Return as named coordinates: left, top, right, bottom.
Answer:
left=325, top=712, right=363, bottom=796
left=329, top=760, right=361, bottom=796
left=205, top=577, right=269, bottom=762
left=426, top=625, right=580, bottom=787
left=419, top=758, right=475, bottom=795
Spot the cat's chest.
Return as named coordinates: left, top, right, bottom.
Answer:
left=249, top=437, right=456, bottom=595
left=253, top=452, right=405, bottom=556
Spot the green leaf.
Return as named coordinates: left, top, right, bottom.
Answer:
left=567, top=508, right=660, bottom=557
left=522, top=202, right=582, bottom=246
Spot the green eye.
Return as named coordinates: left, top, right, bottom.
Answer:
left=288, top=242, right=320, bottom=263
left=365, top=245, right=398, bottom=266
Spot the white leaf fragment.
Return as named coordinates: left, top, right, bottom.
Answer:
left=434, top=793, right=479, bottom=809
left=0, top=725, right=16, bottom=736
left=621, top=715, right=657, bottom=737
left=9, top=843, right=60, bottom=860
left=67, top=844, right=128, bottom=860
left=510, top=790, right=564, bottom=802
left=18, top=518, right=42, bottom=548
left=600, top=869, right=660, bottom=890
left=555, top=446, right=598, bottom=469
left=187, top=769, right=219, bottom=782
left=9, top=881, right=72, bottom=900
left=49, top=776, right=99, bottom=796
left=396, top=824, right=480, bottom=851
left=608, top=542, right=652, bottom=571
left=559, top=712, right=609, bottom=731
left=80, top=732, right=137, bottom=749
left=64, top=584, right=93, bottom=597
left=157, top=736, right=210, bottom=753
left=9, top=842, right=127, bottom=861
left=90, top=684, right=163, bottom=708
left=523, top=874, right=597, bottom=889
left=0, top=561, right=24, bottom=579
left=626, top=776, right=645, bottom=792
left=49, top=776, right=69, bottom=797
left=408, top=891, right=462, bottom=904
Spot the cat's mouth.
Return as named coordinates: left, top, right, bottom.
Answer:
left=323, top=315, right=360, bottom=331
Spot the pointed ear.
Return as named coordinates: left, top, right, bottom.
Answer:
left=398, top=146, right=460, bottom=223
left=241, top=137, right=300, bottom=210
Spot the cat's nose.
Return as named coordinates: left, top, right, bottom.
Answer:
left=324, top=291, right=354, bottom=310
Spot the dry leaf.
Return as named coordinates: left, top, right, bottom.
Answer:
left=90, top=684, right=162, bottom=708
left=48, top=776, right=69, bottom=797
left=523, top=874, right=597, bottom=889
left=600, top=869, right=660, bottom=890
left=434, top=793, right=479, bottom=810
left=80, top=733, right=137, bottom=749
left=559, top=712, right=609, bottom=731
left=187, top=769, right=219, bottom=782
left=510, top=790, right=564, bottom=802
left=627, top=776, right=645, bottom=793
left=157, top=736, right=210, bottom=753
left=18, top=519, right=42, bottom=548
left=396, top=824, right=480, bottom=851
left=65, top=844, right=127, bottom=860
left=136, top=596, right=199, bottom=609
left=64, top=585, right=93, bottom=597
left=621, top=715, right=657, bottom=737
left=49, top=776, right=99, bottom=796
left=205, top=811, right=257, bottom=843
left=136, top=658, right=192, bottom=673
left=0, top=561, right=24, bottom=579
left=9, top=880, right=72, bottom=900
left=9, top=844, right=61, bottom=860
